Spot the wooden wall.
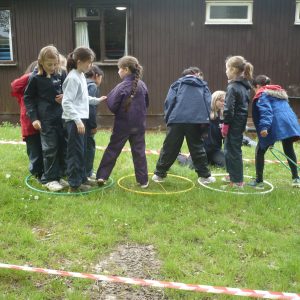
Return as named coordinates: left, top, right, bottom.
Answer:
left=0, top=0, right=300, bottom=128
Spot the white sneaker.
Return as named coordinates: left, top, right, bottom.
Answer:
left=88, top=172, right=97, bottom=180
left=59, top=178, right=69, bottom=188
left=140, top=182, right=149, bottom=189
left=44, top=180, right=64, bottom=192
left=198, top=176, right=216, bottom=185
left=152, top=174, right=164, bottom=183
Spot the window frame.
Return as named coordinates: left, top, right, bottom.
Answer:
left=295, top=1, right=300, bottom=25
left=0, top=7, right=17, bottom=66
left=72, top=4, right=129, bottom=65
left=205, top=0, right=253, bottom=25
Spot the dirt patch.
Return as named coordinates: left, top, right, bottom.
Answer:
left=89, top=243, right=168, bottom=299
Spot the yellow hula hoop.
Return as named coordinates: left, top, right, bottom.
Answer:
left=117, top=173, right=195, bottom=195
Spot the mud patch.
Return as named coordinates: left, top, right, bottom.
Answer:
left=89, top=243, right=167, bottom=299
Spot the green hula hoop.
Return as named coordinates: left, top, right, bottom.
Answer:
left=269, top=146, right=300, bottom=172
left=25, top=175, right=114, bottom=196
left=117, top=173, right=195, bottom=195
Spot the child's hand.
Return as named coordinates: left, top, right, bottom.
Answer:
left=221, top=124, right=229, bottom=137
left=55, top=94, right=63, bottom=104
left=32, top=120, right=41, bottom=131
left=99, top=96, right=107, bottom=102
left=260, top=130, right=268, bottom=137
left=76, top=120, right=85, bottom=135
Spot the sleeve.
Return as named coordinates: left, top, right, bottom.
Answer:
left=164, top=83, right=178, bottom=123
left=24, top=75, right=39, bottom=122
left=11, top=74, right=30, bottom=101
left=62, top=76, right=81, bottom=123
left=203, top=86, right=212, bottom=116
left=106, top=85, right=126, bottom=114
left=87, top=83, right=98, bottom=98
left=145, top=91, right=149, bottom=108
left=223, top=85, right=236, bottom=125
left=257, top=94, right=273, bottom=131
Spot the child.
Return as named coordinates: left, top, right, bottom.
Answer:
left=11, top=61, right=44, bottom=181
left=24, top=45, right=67, bottom=192
left=85, top=65, right=104, bottom=179
left=221, top=56, right=253, bottom=187
left=152, top=67, right=215, bottom=185
left=177, top=90, right=226, bottom=169
left=62, top=47, right=107, bottom=193
left=249, top=75, right=300, bottom=188
left=96, top=55, right=149, bottom=188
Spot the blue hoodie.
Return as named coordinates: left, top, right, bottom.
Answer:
left=164, top=75, right=211, bottom=125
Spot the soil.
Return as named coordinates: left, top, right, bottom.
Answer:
left=88, top=243, right=168, bottom=300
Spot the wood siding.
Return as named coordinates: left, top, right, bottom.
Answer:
left=1, top=0, right=300, bottom=128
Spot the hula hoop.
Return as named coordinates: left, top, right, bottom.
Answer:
left=25, top=175, right=114, bottom=196
left=269, top=146, right=300, bottom=172
left=117, top=173, right=195, bottom=195
left=198, top=174, right=274, bottom=195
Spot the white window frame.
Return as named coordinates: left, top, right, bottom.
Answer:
left=205, top=0, right=253, bottom=25
left=295, top=1, right=300, bottom=25
left=0, top=9, right=14, bottom=62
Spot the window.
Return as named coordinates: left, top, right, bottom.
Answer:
left=0, top=9, right=13, bottom=61
left=73, top=6, right=127, bottom=63
left=205, top=1, right=253, bottom=25
left=295, top=1, right=300, bottom=24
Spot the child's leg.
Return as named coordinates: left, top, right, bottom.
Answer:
left=209, top=150, right=225, bottom=168
left=86, top=128, right=96, bottom=177
left=255, top=142, right=268, bottom=182
left=185, top=124, right=210, bottom=178
left=282, top=137, right=299, bottom=179
left=154, top=124, right=184, bottom=178
left=65, top=120, right=86, bottom=188
left=96, top=130, right=129, bottom=180
left=25, top=134, right=44, bottom=178
left=129, top=132, right=148, bottom=185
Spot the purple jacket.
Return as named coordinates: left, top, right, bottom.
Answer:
left=107, top=74, right=149, bottom=133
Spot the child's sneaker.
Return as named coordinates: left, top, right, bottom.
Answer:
left=68, top=184, right=91, bottom=193
left=292, top=178, right=300, bottom=188
left=247, top=179, right=264, bottom=189
left=85, top=177, right=98, bottom=186
left=230, top=182, right=245, bottom=189
left=88, top=172, right=97, bottom=180
left=59, top=178, right=69, bottom=188
left=198, top=176, right=216, bottom=185
left=97, top=178, right=106, bottom=186
left=221, top=175, right=230, bottom=183
left=44, top=180, right=64, bottom=192
left=152, top=174, right=164, bottom=183
left=140, top=181, right=149, bottom=189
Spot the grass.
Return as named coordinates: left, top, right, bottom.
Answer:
left=0, top=123, right=299, bottom=299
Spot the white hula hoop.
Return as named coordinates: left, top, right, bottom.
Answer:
left=198, top=174, right=274, bottom=195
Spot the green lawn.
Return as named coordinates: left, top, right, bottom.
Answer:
left=0, top=123, right=299, bottom=299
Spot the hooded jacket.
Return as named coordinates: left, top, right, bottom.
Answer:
left=164, top=75, right=211, bottom=125
left=223, top=77, right=252, bottom=125
left=252, top=85, right=300, bottom=149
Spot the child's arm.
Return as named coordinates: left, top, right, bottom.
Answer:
left=257, top=94, right=273, bottom=137
left=223, top=85, right=236, bottom=124
left=11, top=74, right=31, bottom=102
left=106, top=85, right=125, bottom=113
left=88, top=95, right=107, bottom=105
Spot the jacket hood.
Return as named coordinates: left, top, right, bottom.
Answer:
left=178, top=75, right=207, bottom=87
left=253, top=85, right=288, bottom=101
left=229, top=77, right=252, bottom=90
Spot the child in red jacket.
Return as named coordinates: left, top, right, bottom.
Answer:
left=11, top=61, right=44, bottom=181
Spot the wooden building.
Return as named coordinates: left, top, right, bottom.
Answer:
left=1, top=0, right=300, bottom=128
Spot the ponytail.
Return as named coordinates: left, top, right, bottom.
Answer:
left=243, top=62, right=254, bottom=81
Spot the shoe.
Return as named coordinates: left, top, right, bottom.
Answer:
left=221, top=175, right=230, bottom=183
left=247, top=179, right=264, bottom=189
left=229, top=182, right=245, bottom=189
left=88, top=172, right=97, bottom=180
left=292, top=178, right=300, bottom=188
left=44, top=180, right=64, bottom=192
left=85, top=177, right=98, bottom=186
left=140, top=181, right=149, bottom=189
left=97, top=178, right=106, bottom=186
left=198, top=176, right=216, bottom=185
left=59, top=178, right=69, bottom=188
left=152, top=174, right=164, bottom=183
left=68, top=184, right=91, bottom=193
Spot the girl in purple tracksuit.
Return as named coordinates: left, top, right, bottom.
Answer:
left=96, top=56, right=149, bottom=188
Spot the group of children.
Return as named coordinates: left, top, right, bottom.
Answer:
left=11, top=47, right=300, bottom=192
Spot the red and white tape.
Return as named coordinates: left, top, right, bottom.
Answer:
left=0, top=140, right=299, bottom=164
left=0, top=263, right=299, bottom=299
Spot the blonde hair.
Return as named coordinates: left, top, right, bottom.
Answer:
left=226, top=56, right=253, bottom=81
left=118, top=55, right=143, bottom=112
left=37, top=45, right=59, bottom=75
left=210, top=90, right=226, bottom=120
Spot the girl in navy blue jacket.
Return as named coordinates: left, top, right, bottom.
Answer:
left=249, top=75, right=300, bottom=188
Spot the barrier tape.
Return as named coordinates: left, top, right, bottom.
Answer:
left=1, top=140, right=298, bottom=164
left=0, top=263, right=299, bottom=299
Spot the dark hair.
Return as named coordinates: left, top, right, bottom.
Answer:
left=182, top=66, right=204, bottom=78
left=66, top=47, right=95, bottom=72
left=85, top=64, right=104, bottom=78
left=118, top=55, right=143, bottom=112
left=252, top=75, right=271, bottom=87
left=226, top=55, right=254, bottom=81
left=25, top=60, right=38, bottom=74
